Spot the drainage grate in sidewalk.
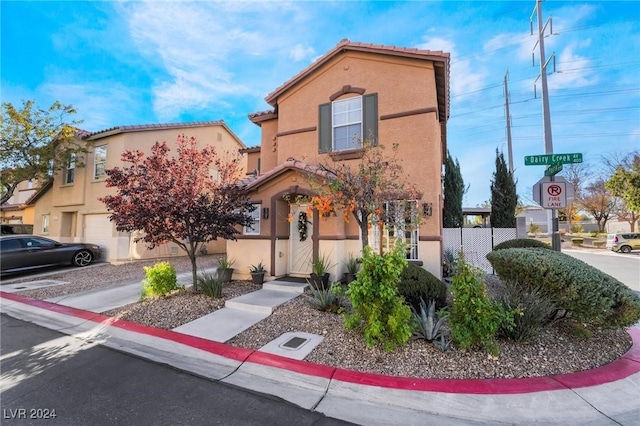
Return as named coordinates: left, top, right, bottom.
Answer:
left=280, top=336, right=309, bottom=350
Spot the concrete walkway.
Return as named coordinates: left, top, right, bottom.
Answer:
left=1, top=275, right=640, bottom=425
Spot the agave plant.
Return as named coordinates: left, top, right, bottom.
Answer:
left=307, top=280, right=339, bottom=312
left=411, top=298, right=448, bottom=343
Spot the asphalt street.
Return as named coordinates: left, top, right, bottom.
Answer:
left=0, top=314, right=353, bottom=426
left=563, top=249, right=640, bottom=292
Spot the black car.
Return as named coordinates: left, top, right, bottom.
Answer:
left=1, top=235, right=101, bottom=274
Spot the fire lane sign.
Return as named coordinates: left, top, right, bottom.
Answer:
left=525, top=153, right=583, bottom=166
left=541, top=182, right=566, bottom=209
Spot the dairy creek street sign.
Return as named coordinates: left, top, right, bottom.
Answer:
left=524, top=153, right=583, bottom=166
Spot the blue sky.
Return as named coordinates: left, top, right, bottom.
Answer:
left=2, top=1, right=638, bottom=207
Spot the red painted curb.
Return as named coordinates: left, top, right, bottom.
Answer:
left=2, top=290, right=639, bottom=394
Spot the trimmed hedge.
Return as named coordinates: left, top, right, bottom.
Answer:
left=493, top=238, right=551, bottom=251
left=486, top=248, right=640, bottom=328
left=397, top=263, right=447, bottom=310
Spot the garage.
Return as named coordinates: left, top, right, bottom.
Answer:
left=84, top=214, right=114, bottom=261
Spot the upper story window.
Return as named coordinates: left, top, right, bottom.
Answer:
left=65, top=153, right=76, bottom=184
left=332, top=97, right=362, bottom=151
left=319, top=92, right=378, bottom=153
left=94, top=145, right=107, bottom=179
left=243, top=203, right=261, bottom=235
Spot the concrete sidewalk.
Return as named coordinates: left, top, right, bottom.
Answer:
left=1, top=280, right=640, bottom=425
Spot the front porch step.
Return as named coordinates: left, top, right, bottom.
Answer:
left=224, top=288, right=300, bottom=314
left=262, top=280, right=309, bottom=294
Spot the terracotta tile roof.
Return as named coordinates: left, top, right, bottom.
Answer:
left=239, top=146, right=261, bottom=154
left=263, top=39, right=450, bottom=121
left=240, top=158, right=330, bottom=191
left=84, top=120, right=246, bottom=148
left=75, top=128, right=91, bottom=138
left=248, top=109, right=277, bottom=125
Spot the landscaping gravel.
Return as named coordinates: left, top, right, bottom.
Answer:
left=3, top=256, right=632, bottom=380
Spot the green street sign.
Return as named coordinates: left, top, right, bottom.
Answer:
left=524, top=153, right=583, bottom=166
left=544, top=161, right=563, bottom=177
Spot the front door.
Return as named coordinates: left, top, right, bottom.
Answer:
left=289, top=204, right=313, bottom=275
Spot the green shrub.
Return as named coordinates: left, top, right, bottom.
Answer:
left=141, top=261, right=181, bottom=300
left=528, top=223, right=541, bottom=234
left=571, top=238, right=583, bottom=246
left=448, top=255, right=514, bottom=355
left=570, top=224, right=583, bottom=234
left=486, top=248, right=640, bottom=328
left=398, top=263, right=447, bottom=311
left=590, top=231, right=599, bottom=237
left=493, top=238, right=551, bottom=251
left=344, top=244, right=412, bottom=351
left=198, top=271, right=223, bottom=298
left=495, top=280, right=556, bottom=342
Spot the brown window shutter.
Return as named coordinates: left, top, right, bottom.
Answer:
left=318, top=102, right=332, bottom=153
left=363, top=93, right=378, bottom=146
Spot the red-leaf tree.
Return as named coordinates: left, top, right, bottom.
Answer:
left=308, top=142, right=418, bottom=251
left=100, top=134, right=254, bottom=289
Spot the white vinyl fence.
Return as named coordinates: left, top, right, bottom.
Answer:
left=443, top=228, right=517, bottom=274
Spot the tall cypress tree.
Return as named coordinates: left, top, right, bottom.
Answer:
left=490, top=149, right=518, bottom=228
left=443, top=151, right=464, bottom=228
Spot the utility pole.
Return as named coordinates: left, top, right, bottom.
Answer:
left=531, top=0, right=561, bottom=251
left=504, top=72, right=514, bottom=174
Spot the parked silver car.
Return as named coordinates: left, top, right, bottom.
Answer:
left=606, top=233, right=640, bottom=253
left=1, top=235, right=101, bottom=274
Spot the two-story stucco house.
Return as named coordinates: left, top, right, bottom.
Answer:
left=30, top=121, right=247, bottom=263
left=228, top=40, right=450, bottom=280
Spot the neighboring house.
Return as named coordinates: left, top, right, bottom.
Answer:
left=227, top=39, right=450, bottom=280
left=30, top=121, right=247, bottom=263
left=0, top=179, right=38, bottom=225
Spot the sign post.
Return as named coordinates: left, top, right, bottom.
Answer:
left=527, top=154, right=582, bottom=252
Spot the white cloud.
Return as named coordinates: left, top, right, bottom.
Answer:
left=289, top=44, right=315, bottom=62
left=418, top=36, right=486, bottom=97
left=39, top=81, right=140, bottom=131
left=119, top=1, right=308, bottom=120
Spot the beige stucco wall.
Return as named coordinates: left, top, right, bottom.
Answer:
left=32, top=124, right=245, bottom=263
left=270, top=51, right=443, bottom=239
left=247, top=49, right=445, bottom=277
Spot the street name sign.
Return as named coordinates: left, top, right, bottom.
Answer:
left=524, top=153, right=583, bottom=166
left=544, top=161, right=563, bottom=177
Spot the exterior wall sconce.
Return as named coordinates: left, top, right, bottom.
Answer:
left=262, top=207, right=269, bottom=219
left=422, top=202, right=433, bottom=217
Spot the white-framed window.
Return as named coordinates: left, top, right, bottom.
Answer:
left=65, top=153, right=76, bottom=184
left=27, top=180, right=34, bottom=189
left=243, top=203, right=261, bottom=235
left=369, top=200, right=419, bottom=260
left=94, top=145, right=107, bottom=179
left=319, top=93, right=377, bottom=154
left=332, top=96, right=362, bottom=151
left=42, top=214, right=50, bottom=234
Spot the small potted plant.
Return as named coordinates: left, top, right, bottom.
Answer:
left=217, top=256, right=235, bottom=283
left=249, top=262, right=267, bottom=285
left=343, top=254, right=360, bottom=284
left=309, top=253, right=332, bottom=291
